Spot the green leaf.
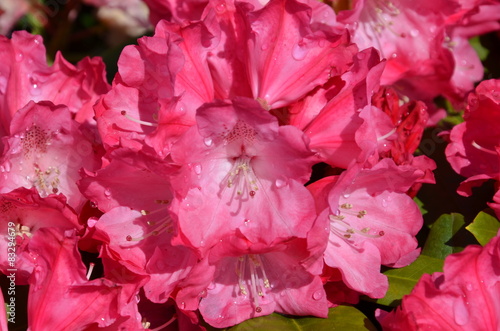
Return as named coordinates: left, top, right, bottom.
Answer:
left=470, top=36, right=490, bottom=61
left=466, top=211, right=500, bottom=246
left=422, top=213, right=465, bottom=259
left=413, top=196, right=427, bottom=215
left=225, top=306, right=376, bottom=331
left=375, top=254, right=443, bottom=307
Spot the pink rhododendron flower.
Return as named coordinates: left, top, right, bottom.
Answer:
left=94, top=21, right=196, bottom=155
left=176, top=231, right=328, bottom=328
left=0, top=289, right=7, bottom=329
left=308, top=158, right=423, bottom=298
left=378, top=231, right=500, bottom=330
left=288, top=48, right=386, bottom=169
left=144, top=0, right=209, bottom=25
left=0, top=188, right=80, bottom=283
left=336, top=0, right=499, bottom=109
left=446, top=79, right=500, bottom=190
left=169, top=98, right=317, bottom=254
left=244, top=0, right=356, bottom=109
left=0, top=31, right=110, bottom=131
left=93, top=205, right=197, bottom=304
left=445, top=79, right=500, bottom=217
left=27, top=228, right=133, bottom=330
left=83, top=0, right=151, bottom=38
left=0, top=101, right=101, bottom=211
left=0, top=0, right=29, bottom=35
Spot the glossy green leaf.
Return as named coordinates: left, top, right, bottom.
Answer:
left=224, top=306, right=376, bottom=331
left=422, top=213, right=465, bottom=259
left=470, top=36, right=490, bottom=61
left=375, top=254, right=443, bottom=307
left=413, top=196, right=427, bottom=215
left=466, top=211, right=500, bottom=246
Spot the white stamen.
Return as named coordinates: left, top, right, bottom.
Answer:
left=121, top=110, right=158, bottom=127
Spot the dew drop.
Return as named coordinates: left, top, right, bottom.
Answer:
left=261, top=43, right=269, bottom=51
left=342, top=193, right=350, bottom=199
left=193, top=163, right=202, bottom=175
left=1, top=161, right=11, bottom=173
left=465, top=282, right=473, bottom=291
left=453, top=298, right=470, bottom=325
left=200, top=240, right=205, bottom=247
left=126, top=235, right=132, bottom=241
left=381, top=199, right=388, bottom=207
left=180, top=301, right=186, bottom=309
left=104, top=188, right=111, bottom=198
left=203, top=137, right=213, bottom=147
left=312, top=290, right=323, bottom=300
left=410, top=29, right=419, bottom=37
left=90, top=201, right=98, bottom=208
left=255, top=306, right=262, bottom=313
left=216, top=2, right=226, bottom=13
left=249, top=190, right=256, bottom=197
left=15, top=53, right=23, bottom=62
left=291, top=41, right=308, bottom=61
left=275, top=178, right=286, bottom=188
left=244, top=219, right=251, bottom=226
left=200, top=290, right=207, bottom=298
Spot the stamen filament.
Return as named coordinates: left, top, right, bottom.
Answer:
left=121, top=110, right=158, bottom=127
left=86, top=263, right=95, bottom=280
left=472, top=140, right=497, bottom=155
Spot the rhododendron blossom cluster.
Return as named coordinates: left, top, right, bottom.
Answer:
left=1, top=0, right=500, bottom=330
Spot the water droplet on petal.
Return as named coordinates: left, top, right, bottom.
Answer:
left=453, top=298, right=470, bottom=326
left=342, top=193, right=350, bottom=199
left=244, top=219, right=251, bottom=226
left=200, top=290, right=207, bottom=298
left=1, top=161, right=11, bottom=173
left=292, top=41, right=308, bottom=61
left=410, top=29, right=419, bottom=37
left=104, top=188, right=111, bottom=198
left=180, top=301, right=186, bottom=309
left=15, top=53, right=23, bottom=62
left=261, top=43, right=269, bottom=51
left=193, top=163, right=202, bottom=175
left=465, top=282, right=473, bottom=291
left=255, top=306, right=262, bottom=313
left=203, top=137, right=213, bottom=147
left=275, top=178, right=286, bottom=188
left=312, top=290, right=323, bottom=300
left=216, top=2, right=226, bottom=13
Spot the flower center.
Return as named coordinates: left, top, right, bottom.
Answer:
left=125, top=200, right=173, bottom=242
left=30, top=165, right=61, bottom=197
left=235, top=254, right=271, bottom=313
left=21, top=125, right=49, bottom=158
left=220, top=157, right=259, bottom=199
left=329, top=202, right=384, bottom=239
